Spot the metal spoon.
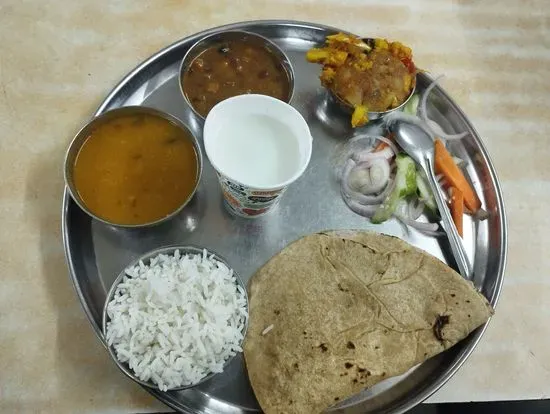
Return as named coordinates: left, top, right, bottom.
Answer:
left=389, top=121, right=472, bottom=279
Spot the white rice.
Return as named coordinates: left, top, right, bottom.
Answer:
left=105, top=249, right=248, bottom=391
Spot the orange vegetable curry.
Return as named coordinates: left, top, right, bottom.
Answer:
left=73, top=112, right=198, bottom=225
left=182, top=39, right=290, bottom=117
left=307, top=34, right=416, bottom=127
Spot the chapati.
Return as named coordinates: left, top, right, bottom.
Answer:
left=243, top=231, right=493, bottom=414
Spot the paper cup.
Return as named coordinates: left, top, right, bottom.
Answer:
left=203, top=95, right=312, bottom=218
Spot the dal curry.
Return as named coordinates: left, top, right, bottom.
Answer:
left=73, top=111, right=198, bottom=225
left=182, top=38, right=291, bottom=117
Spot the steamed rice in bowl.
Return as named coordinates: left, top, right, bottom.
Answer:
left=102, top=246, right=248, bottom=391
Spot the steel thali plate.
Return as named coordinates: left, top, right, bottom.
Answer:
left=62, top=20, right=507, bottom=414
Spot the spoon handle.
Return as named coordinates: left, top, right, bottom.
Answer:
left=425, top=157, right=472, bottom=279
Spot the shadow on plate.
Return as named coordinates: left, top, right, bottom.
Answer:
left=307, top=89, right=389, bottom=142
left=308, top=89, right=352, bottom=138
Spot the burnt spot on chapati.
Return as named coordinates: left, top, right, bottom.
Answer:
left=274, top=309, right=280, bottom=315
left=347, top=341, right=356, bottom=350
left=433, top=314, right=450, bottom=342
left=344, top=362, right=353, bottom=369
left=293, top=362, right=299, bottom=370
left=356, top=366, right=371, bottom=381
left=318, top=343, right=328, bottom=352
left=334, top=396, right=340, bottom=401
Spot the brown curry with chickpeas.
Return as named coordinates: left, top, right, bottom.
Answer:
left=182, top=39, right=290, bottom=117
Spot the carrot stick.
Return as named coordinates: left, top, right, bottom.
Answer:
left=434, top=139, right=481, bottom=213
left=449, top=187, right=464, bottom=237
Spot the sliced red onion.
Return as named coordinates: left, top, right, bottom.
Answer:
left=348, top=134, right=399, bottom=156
left=343, top=139, right=374, bottom=161
left=368, top=158, right=392, bottom=193
left=408, top=199, right=425, bottom=220
left=394, top=214, right=441, bottom=234
left=384, top=112, right=436, bottom=141
left=341, top=195, right=378, bottom=217
left=341, top=159, right=395, bottom=205
left=372, top=136, right=399, bottom=156
left=353, top=147, right=394, bottom=163
left=341, top=158, right=356, bottom=189
left=342, top=175, right=395, bottom=206
left=419, top=75, right=469, bottom=140
left=427, top=118, right=468, bottom=141
left=347, top=158, right=391, bottom=194
left=419, top=74, right=444, bottom=122
left=427, top=119, right=446, bottom=136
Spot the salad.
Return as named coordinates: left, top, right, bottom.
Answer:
left=337, top=76, right=487, bottom=236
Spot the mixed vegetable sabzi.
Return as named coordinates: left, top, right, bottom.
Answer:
left=307, top=33, right=416, bottom=127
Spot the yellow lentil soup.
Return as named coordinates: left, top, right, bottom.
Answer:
left=73, top=111, right=198, bottom=225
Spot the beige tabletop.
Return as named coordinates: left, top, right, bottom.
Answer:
left=1, top=0, right=549, bottom=412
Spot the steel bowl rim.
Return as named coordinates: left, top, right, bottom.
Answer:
left=178, top=29, right=296, bottom=120
left=323, top=34, right=418, bottom=121
left=101, top=244, right=249, bottom=391
left=63, top=105, right=203, bottom=229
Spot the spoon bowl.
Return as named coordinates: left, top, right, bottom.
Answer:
left=389, top=121, right=435, bottom=165
left=389, top=121, right=472, bottom=279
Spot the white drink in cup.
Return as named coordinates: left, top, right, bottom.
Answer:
left=203, top=94, right=313, bottom=218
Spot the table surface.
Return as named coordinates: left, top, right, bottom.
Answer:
left=1, top=0, right=549, bottom=412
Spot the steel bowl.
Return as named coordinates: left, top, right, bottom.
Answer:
left=178, top=30, right=295, bottom=120
left=63, top=106, right=203, bottom=228
left=101, top=245, right=249, bottom=391
left=327, top=37, right=417, bottom=123
left=330, top=78, right=417, bottom=123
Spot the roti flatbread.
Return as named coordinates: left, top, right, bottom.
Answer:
left=243, top=231, right=493, bottom=414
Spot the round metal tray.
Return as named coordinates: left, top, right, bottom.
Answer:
left=62, top=20, right=507, bottom=414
